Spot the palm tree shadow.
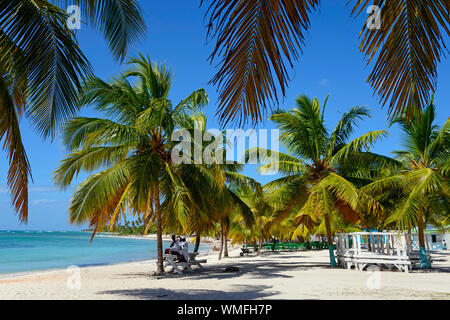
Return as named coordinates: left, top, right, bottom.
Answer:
left=99, top=284, right=276, bottom=300
left=432, top=267, right=450, bottom=273
left=116, top=256, right=328, bottom=281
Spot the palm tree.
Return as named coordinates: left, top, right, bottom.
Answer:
left=362, top=100, right=449, bottom=268
left=251, top=94, right=393, bottom=266
left=0, top=0, right=146, bottom=223
left=233, top=183, right=274, bottom=256
left=201, top=0, right=450, bottom=125
left=159, top=112, right=254, bottom=258
left=54, top=54, right=208, bottom=274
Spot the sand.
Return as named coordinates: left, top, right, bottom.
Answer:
left=1, top=246, right=449, bottom=300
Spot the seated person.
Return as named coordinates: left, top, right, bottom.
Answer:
left=167, top=235, right=181, bottom=257
left=179, top=236, right=189, bottom=262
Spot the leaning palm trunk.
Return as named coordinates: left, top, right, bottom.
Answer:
left=224, top=238, right=228, bottom=257
left=224, top=227, right=229, bottom=258
left=257, top=237, right=263, bottom=256
left=194, top=232, right=201, bottom=253
left=218, top=223, right=224, bottom=260
left=257, top=220, right=263, bottom=256
left=418, top=210, right=431, bottom=269
left=325, top=214, right=337, bottom=267
left=154, top=184, right=164, bottom=274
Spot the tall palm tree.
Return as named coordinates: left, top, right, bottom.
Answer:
left=0, top=0, right=146, bottom=222
left=161, top=113, right=254, bottom=257
left=201, top=0, right=450, bottom=125
left=362, top=100, right=449, bottom=268
left=251, top=94, right=393, bottom=266
left=54, top=54, right=208, bottom=274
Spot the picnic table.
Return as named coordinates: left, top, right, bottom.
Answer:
left=162, top=252, right=207, bottom=275
left=262, top=242, right=308, bottom=251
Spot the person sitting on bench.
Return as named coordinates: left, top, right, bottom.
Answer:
left=167, top=235, right=181, bottom=258
left=179, top=236, right=189, bottom=262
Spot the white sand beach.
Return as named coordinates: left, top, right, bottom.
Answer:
left=1, top=246, right=449, bottom=300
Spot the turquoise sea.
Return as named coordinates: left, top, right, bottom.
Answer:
left=0, top=231, right=198, bottom=275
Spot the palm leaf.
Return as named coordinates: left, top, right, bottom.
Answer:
left=69, top=161, right=130, bottom=225
left=317, top=173, right=359, bottom=211
left=202, top=0, right=319, bottom=125
left=330, top=130, right=388, bottom=165
left=328, top=106, right=371, bottom=154
left=54, top=0, right=146, bottom=61
left=0, top=0, right=92, bottom=138
left=350, top=0, right=450, bottom=118
left=0, top=75, right=32, bottom=222
left=53, top=145, right=131, bottom=188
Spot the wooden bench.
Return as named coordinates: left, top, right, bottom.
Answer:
left=342, top=252, right=412, bottom=273
left=240, top=246, right=256, bottom=256
left=188, top=252, right=207, bottom=268
left=162, top=253, right=207, bottom=275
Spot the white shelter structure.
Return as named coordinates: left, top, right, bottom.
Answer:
left=335, top=232, right=432, bottom=273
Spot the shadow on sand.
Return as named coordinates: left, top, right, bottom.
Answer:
left=99, top=284, right=277, bottom=300
left=114, top=251, right=329, bottom=282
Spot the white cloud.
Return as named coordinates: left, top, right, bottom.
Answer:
left=30, top=186, right=58, bottom=193
left=320, top=78, right=330, bottom=86
left=30, top=199, right=60, bottom=206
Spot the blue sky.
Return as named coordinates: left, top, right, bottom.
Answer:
left=1, top=1, right=448, bottom=230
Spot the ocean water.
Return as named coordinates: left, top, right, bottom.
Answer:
left=0, top=231, right=199, bottom=275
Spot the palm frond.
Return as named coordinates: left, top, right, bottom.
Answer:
left=330, top=130, right=388, bottom=165
left=329, top=106, right=371, bottom=154
left=62, top=117, right=143, bottom=151
left=350, top=0, right=450, bottom=118
left=174, top=89, right=209, bottom=114
left=0, top=74, right=32, bottom=222
left=69, top=161, right=130, bottom=225
left=271, top=95, right=328, bottom=161
left=0, top=0, right=92, bottom=138
left=317, top=173, right=359, bottom=211
left=53, top=145, right=131, bottom=188
left=54, top=0, right=146, bottom=61
left=202, top=0, right=319, bottom=125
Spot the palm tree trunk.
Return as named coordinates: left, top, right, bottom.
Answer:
left=218, top=223, right=224, bottom=260
left=224, top=226, right=229, bottom=258
left=418, top=210, right=431, bottom=269
left=257, top=237, right=263, bottom=256
left=194, top=232, right=201, bottom=253
left=325, top=214, right=337, bottom=267
left=257, top=220, right=263, bottom=256
left=154, top=183, right=164, bottom=274
left=224, top=238, right=228, bottom=257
